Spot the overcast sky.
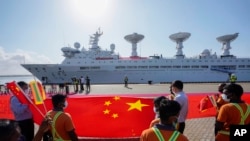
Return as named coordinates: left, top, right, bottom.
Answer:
left=0, top=0, right=249, bottom=75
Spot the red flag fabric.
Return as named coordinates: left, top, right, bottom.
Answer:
left=6, top=81, right=30, bottom=104
left=197, top=95, right=216, bottom=112
left=0, top=95, right=15, bottom=119
left=12, top=92, right=250, bottom=138
left=32, top=96, right=154, bottom=138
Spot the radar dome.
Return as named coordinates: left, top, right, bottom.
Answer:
left=74, top=42, right=81, bottom=49
left=110, top=44, right=115, bottom=50
left=201, top=49, right=210, bottom=56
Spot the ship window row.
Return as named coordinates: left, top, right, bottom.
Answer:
left=239, top=65, right=250, bottom=68
left=211, top=65, right=236, bottom=70
left=115, top=65, right=210, bottom=69
left=80, top=66, right=101, bottom=70
left=72, top=59, right=250, bottom=64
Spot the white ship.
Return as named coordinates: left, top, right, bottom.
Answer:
left=21, top=29, right=250, bottom=84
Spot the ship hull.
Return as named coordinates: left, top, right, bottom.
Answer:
left=21, top=58, right=250, bottom=84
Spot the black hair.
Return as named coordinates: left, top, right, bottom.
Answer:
left=218, top=83, right=227, bottom=93
left=154, top=96, right=167, bottom=105
left=0, top=119, right=19, bottom=140
left=171, top=80, right=183, bottom=90
left=159, top=99, right=181, bottom=120
left=17, top=81, right=28, bottom=88
left=52, top=94, right=66, bottom=108
left=223, top=83, right=244, bottom=98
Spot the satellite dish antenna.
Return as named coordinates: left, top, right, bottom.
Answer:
left=169, top=32, right=191, bottom=57
left=74, top=42, right=81, bottom=49
left=216, top=33, right=239, bottom=56
left=124, top=33, right=144, bottom=57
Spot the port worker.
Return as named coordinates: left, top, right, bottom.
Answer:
left=124, top=76, right=128, bottom=87
left=229, top=73, right=237, bottom=83
left=45, top=94, right=78, bottom=141
left=215, top=83, right=250, bottom=141
left=10, top=81, right=34, bottom=141
left=153, top=96, right=167, bottom=119
left=80, top=76, right=85, bottom=92
left=72, top=77, right=79, bottom=93
left=149, top=87, right=176, bottom=128
left=140, top=99, right=188, bottom=141
left=85, top=76, right=91, bottom=93
left=214, top=83, right=228, bottom=136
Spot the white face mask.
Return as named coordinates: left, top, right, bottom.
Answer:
left=153, top=107, right=160, bottom=118
left=23, top=89, right=31, bottom=98
left=172, top=116, right=178, bottom=129
left=153, top=107, right=157, bottom=113
left=63, top=101, right=68, bottom=109
left=221, top=94, right=230, bottom=102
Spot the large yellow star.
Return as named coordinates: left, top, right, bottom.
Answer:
left=126, top=100, right=149, bottom=111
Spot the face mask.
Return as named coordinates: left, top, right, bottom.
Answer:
left=23, top=89, right=29, bottom=94
left=153, top=107, right=160, bottom=118
left=23, top=89, right=31, bottom=98
left=169, top=87, right=174, bottom=95
left=221, top=94, right=230, bottom=102
left=63, top=101, right=68, bottom=109
left=153, top=107, right=157, bottom=113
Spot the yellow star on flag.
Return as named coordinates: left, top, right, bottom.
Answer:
left=103, top=109, right=110, bottom=114
left=112, top=113, right=118, bottom=118
left=113, top=96, right=120, bottom=101
left=104, top=101, right=112, bottom=106
left=127, top=100, right=149, bottom=111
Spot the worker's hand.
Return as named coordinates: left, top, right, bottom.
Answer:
left=39, top=115, right=52, bottom=132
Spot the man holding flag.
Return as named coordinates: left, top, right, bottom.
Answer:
left=10, top=81, right=34, bottom=141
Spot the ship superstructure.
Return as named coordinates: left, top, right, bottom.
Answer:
left=21, top=29, right=250, bottom=84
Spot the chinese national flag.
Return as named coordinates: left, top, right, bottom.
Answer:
left=197, top=95, right=216, bottom=112
left=0, top=95, right=15, bottom=120
left=6, top=81, right=30, bottom=104
left=32, top=96, right=155, bottom=138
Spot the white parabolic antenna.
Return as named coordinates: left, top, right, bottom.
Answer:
left=216, top=33, right=239, bottom=56
left=124, top=33, right=144, bottom=57
left=169, top=32, right=191, bottom=57
left=216, top=33, right=239, bottom=43
left=169, top=32, right=191, bottom=42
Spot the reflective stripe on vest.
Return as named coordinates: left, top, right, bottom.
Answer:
left=152, top=127, right=180, bottom=141
left=232, top=103, right=250, bottom=124
left=218, top=103, right=250, bottom=136
left=51, top=111, right=71, bottom=141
